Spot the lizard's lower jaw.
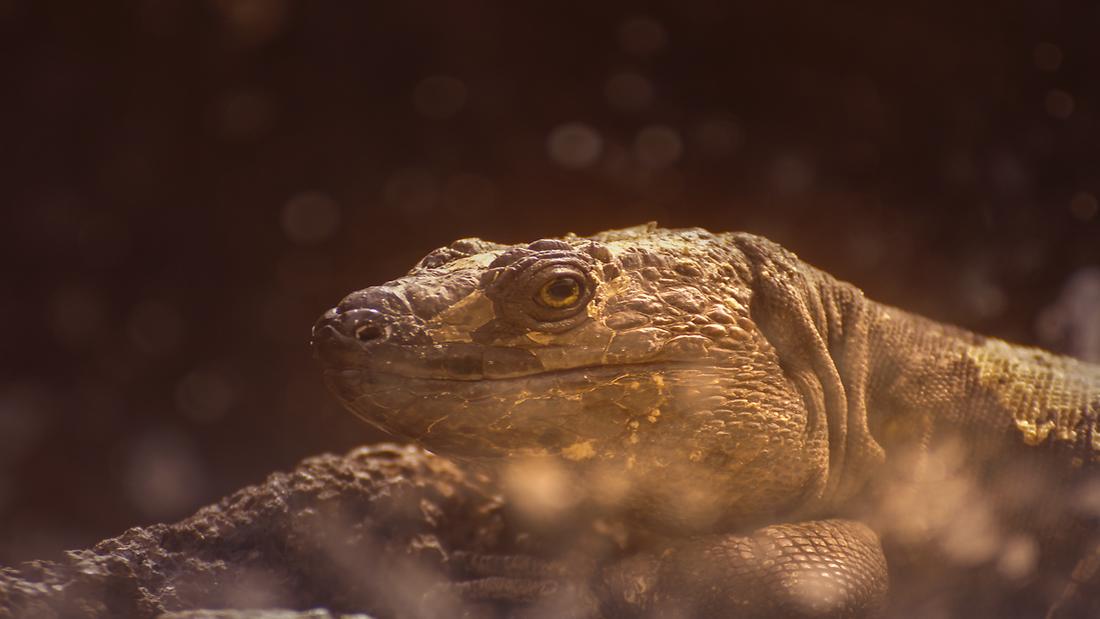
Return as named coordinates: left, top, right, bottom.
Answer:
left=325, top=364, right=818, bottom=534
left=322, top=363, right=650, bottom=459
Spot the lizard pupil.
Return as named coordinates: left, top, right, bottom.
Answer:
left=547, top=279, right=576, bottom=299
left=538, top=277, right=582, bottom=308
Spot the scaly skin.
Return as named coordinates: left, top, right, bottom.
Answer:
left=313, top=224, right=1100, bottom=618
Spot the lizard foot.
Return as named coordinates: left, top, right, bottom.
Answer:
left=649, top=519, right=888, bottom=618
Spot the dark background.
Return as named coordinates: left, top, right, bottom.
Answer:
left=1, top=0, right=1098, bottom=564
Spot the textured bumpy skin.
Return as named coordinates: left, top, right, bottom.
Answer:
left=312, top=223, right=1100, bottom=618
left=0, top=445, right=508, bottom=618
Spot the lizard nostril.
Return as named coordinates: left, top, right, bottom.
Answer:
left=355, top=324, right=385, bottom=342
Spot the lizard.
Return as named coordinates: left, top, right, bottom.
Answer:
left=312, top=223, right=1100, bottom=618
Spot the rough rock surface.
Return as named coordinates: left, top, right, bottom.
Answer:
left=0, top=445, right=506, bottom=619
left=160, top=611, right=375, bottom=619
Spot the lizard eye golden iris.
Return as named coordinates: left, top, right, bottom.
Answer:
left=536, top=276, right=583, bottom=309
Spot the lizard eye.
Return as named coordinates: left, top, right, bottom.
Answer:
left=536, top=276, right=583, bottom=309
left=485, top=257, right=596, bottom=331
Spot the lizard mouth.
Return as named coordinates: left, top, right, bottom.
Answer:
left=321, top=361, right=695, bottom=458
left=321, top=360, right=694, bottom=413
left=315, top=315, right=709, bottom=384
left=323, top=359, right=701, bottom=384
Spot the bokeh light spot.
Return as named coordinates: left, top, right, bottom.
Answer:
left=959, top=267, right=1007, bottom=320
left=502, top=458, right=580, bottom=527
left=635, top=125, right=684, bottom=168
left=618, top=16, right=667, bottom=56
left=1037, top=267, right=1100, bottom=363
left=125, top=429, right=206, bottom=520
left=213, top=88, right=277, bottom=140
left=1069, top=191, right=1098, bottom=221
left=413, top=75, right=468, bottom=120
left=176, top=365, right=237, bottom=423
left=547, top=123, right=603, bottom=169
left=1033, top=42, right=1063, bottom=72
left=604, top=72, right=654, bottom=111
left=127, top=299, right=185, bottom=357
left=0, top=384, right=50, bottom=465
left=280, top=191, right=341, bottom=245
left=48, top=285, right=107, bottom=348
left=210, top=0, right=290, bottom=47
left=1074, top=478, right=1100, bottom=516
left=996, top=535, right=1038, bottom=580
left=693, top=118, right=743, bottom=156
left=384, top=168, right=439, bottom=214
left=0, top=475, right=9, bottom=514
left=989, top=151, right=1030, bottom=196
left=770, top=155, right=815, bottom=194
left=1044, top=89, right=1075, bottom=119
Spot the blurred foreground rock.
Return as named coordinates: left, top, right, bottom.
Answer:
left=160, top=610, right=375, bottom=619
left=0, top=445, right=507, bottom=619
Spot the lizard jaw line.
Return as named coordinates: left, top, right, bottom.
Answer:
left=323, top=359, right=709, bottom=385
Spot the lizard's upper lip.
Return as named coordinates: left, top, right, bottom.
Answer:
left=323, top=359, right=707, bottom=388
left=316, top=340, right=551, bottom=381
left=313, top=304, right=563, bottom=381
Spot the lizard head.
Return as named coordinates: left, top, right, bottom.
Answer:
left=313, top=223, right=840, bottom=532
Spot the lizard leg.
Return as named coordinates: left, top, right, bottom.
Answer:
left=601, top=519, right=888, bottom=618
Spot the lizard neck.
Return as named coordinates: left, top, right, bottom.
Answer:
left=865, top=303, right=1100, bottom=462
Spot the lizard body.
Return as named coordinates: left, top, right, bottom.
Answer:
left=313, top=224, right=1100, bottom=617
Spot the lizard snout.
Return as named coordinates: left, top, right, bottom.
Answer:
left=312, top=285, right=435, bottom=369
left=311, top=305, right=396, bottom=366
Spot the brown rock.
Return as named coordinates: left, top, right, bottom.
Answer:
left=0, top=445, right=506, bottom=619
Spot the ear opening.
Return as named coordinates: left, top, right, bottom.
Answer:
left=732, top=234, right=885, bottom=510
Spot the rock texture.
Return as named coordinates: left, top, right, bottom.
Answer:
left=160, top=611, right=375, bottom=619
left=0, top=445, right=506, bottom=619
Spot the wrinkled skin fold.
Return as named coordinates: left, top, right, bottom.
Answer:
left=315, top=223, right=1100, bottom=618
